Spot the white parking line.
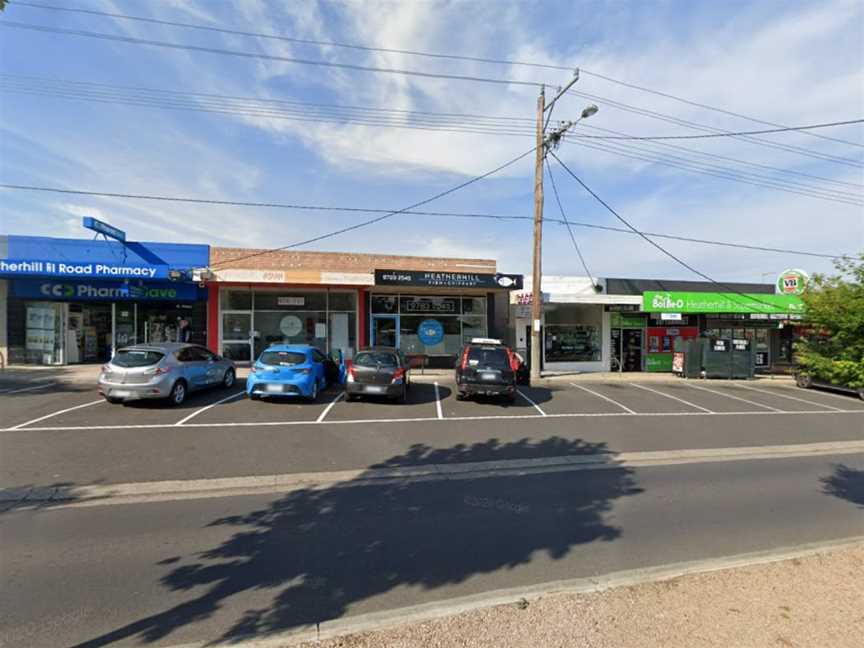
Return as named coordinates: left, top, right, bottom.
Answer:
left=775, top=383, right=864, bottom=406
left=9, top=399, right=105, bottom=430
left=570, top=383, right=636, bottom=414
left=316, top=392, right=344, bottom=423
left=174, top=391, right=246, bottom=426
left=1, top=408, right=860, bottom=433
left=0, top=382, right=56, bottom=395
left=734, top=384, right=843, bottom=412
left=629, top=383, right=714, bottom=413
left=682, top=383, right=782, bottom=412
left=434, top=382, right=444, bottom=419
left=517, top=389, right=547, bottom=416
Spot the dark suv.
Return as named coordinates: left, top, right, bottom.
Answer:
left=455, top=340, right=527, bottom=402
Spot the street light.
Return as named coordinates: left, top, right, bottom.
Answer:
left=580, top=104, right=599, bottom=120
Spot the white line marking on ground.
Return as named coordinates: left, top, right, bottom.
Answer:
left=517, top=389, right=547, bottom=416
left=734, top=384, right=844, bottom=412
left=570, top=383, right=636, bottom=414
left=9, top=399, right=105, bottom=430
left=682, top=382, right=782, bottom=412
left=775, top=383, right=864, bottom=406
left=1, top=409, right=860, bottom=434
left=11, top=440, right=864, bottom=509
left=433, top=382, right=444, bottom=419
left=629, top=383, right=714, bottom=413
left=174, top=390, right=246, bottom=426
left=0, top=382, right=56, bottom=395
left=316, top=391, right=344, bottom=423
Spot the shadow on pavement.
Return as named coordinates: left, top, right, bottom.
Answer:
left=821, top=463, right=864, bottom=508
left=0, top=481, right=108, bottom=513
left=347, top=381, right=450, bottom=404
left=70, top=438, right=642, bottom=647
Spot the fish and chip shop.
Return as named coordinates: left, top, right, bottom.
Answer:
left=0, top=234, right=209, bottom=366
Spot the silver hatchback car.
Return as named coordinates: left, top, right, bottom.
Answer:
left=98, top=343, right=236, bottom=405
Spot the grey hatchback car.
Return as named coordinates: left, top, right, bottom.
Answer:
left=98, top=343, right=236, bottom=405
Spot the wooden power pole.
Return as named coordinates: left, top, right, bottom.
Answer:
left=530, top=87, right=546, bottom=381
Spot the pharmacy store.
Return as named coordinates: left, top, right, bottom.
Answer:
left=0, top=234, right=209, bottom=366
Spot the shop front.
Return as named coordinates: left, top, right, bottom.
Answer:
left=0, top=234, right=209, bottom=365
left=371, top=269, right=522, bottom=368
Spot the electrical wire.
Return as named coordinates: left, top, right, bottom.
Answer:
left=208, top=146, right=538, bottom=267
left=570, top=119, right=864, bottom=141
left=3, top=76, right=861, bottom=205
left=548, top=151, right=810, bottom=312
left=11, top=0, right=862, bottom=150
left=0, top=21, right=548, bottom=88
left=0, top=183, right=848, bottom=259
left=544, top=157, right=596, bottom=286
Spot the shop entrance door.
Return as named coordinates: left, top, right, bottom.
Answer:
left=622, top=329, right=643, bottom=372
left=371, top=315, right=399, bottom=348
left=222, top=312, right=253, bottom=363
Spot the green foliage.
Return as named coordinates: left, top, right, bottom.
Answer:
left=795, top=254, right=864, bottom=388
left=0, top=1, right=6, bottom=12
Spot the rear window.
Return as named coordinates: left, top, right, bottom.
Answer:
left=112, top=350, right=164, bottom=368
left=466, top=346, right=509, bottom=369
left=354, top=352, right=398, bottom=367
left=260, top=351, right=306, bottom=366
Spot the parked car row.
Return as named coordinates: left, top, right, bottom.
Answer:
left=98, top=338, right=528, bottom=407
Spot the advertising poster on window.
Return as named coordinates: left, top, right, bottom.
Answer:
left=645, top=326, right=698, bottom=372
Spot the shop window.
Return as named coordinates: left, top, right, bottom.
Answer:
left=223, top=313, right=251, bottom=341
left=400, top=296, right=460, bottom=315
left=328, top=292, right=357, bottom=312
left=400, top=315, right=463, bottom=356
left=224, top=290, right=252, bottom=310
left=462, top=297, right=487, bottom=314
left=371, top=295, right=398, bottom=314
left=460, top=315, right=487, bottom=344
left=543, top=303, right=603, bottom=363
left=253, top=311, right=327, bottom=356
left=328, top=311, right=356, bottom=359
left=254, top=291, right=327, bottom=311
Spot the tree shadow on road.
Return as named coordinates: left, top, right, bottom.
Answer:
left=821, top=463, right=864, bottom=508
left=71, top=437, right=643, bottom=647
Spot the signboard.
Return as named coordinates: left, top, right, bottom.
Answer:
left=755, top=351, right=769, bottom=367
left=10, top=278, right=204, bottom=301
left=82, top=216, right=126, bottom=242
left=375, top=269, right=523, bottom=290
left=279, top=315, right=303, bottom=337
left=277, top=296, right=305, bottom=306
left=776, top=269, right=809, bottom=296
left=672, top=352, right=685, bottom=373
left=605, top=304, right=641, bottom=312
left=712, top=339, right=730, bottom=352
left=417, top=319, right=445, bottom=346
left=0, top=259, right=169, bottom=279
left=610, top=312, right=645, bottom=328
left=643, top=291, right=804, bottom=315
left=660, top=313, right=683, bottom=321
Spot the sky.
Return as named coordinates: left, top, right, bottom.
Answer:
left=1, top=0, right=862, bottom=284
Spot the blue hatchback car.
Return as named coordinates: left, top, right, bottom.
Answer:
left=247, top=344, right=342, bottom=401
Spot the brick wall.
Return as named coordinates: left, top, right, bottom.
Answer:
left=210, top=248, right=496, bottom=274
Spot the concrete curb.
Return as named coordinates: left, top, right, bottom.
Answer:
left=159, top=535, right=864, bottom=648
left=4, top=439, right=863, bottom=509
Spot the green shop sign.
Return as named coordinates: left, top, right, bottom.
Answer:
left=642, top=291, right=804, bottom=314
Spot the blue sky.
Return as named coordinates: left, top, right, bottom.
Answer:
left=1, top=0, right=862, bottom=282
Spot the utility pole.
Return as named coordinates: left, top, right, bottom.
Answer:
left=529, top=70, right=596, bottom=381
left=529, top=87, right=545, bottom=382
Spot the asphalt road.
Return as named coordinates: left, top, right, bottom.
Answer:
left=1, top=376, right=863, bottom=647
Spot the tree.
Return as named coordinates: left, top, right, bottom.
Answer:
left=795, top=253, right=864, bottom=389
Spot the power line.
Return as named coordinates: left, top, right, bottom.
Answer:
left=209, top=146, right=538, bottom=267
left=0, top=183, right=848, bottom=259
left=548, top=151, right=808, bottom=312
left=0, top=21, right=548, bottom=88
left=544, top=157, right=596, bottom=286
left=12, top=0, right=863, bottom=151
left=571, top=119, right=864, bottom=141
left=3, top=76, right=861, bottom=204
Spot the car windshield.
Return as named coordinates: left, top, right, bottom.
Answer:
left=111, top=350, right=164, bottom=368
left=259, top=351, right=306, bottom=366
left=354, top=352, right=398, bottom=367
left=466, top=346, right=509, bottom=369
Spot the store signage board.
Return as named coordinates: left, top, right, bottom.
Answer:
left=643, top=291, right=804, bottom=315
left=660, top=312, right=683, bottom=321
left=277, top=296, right=305, bottom=306
left=776, top=268, right=809, bottom=296
left=10, top=278, right=204, bottom=301
left=82, top=217, right=126, bottom=242
left=375, top=269, right=523, bottom=290
left=0, top=258, right=170, bottom=279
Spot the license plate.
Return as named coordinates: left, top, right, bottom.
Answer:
left=365, top=385, right=385, bottom=393
left=265, top=384, right=283, bottom=393
left=480, top=372, right=497, bottom=380
left=111, top=390, right=130, bottom=398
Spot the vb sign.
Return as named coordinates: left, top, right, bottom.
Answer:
left=82, top=216, right=126, bottom=242
left=776, top=269, right=809, bottom=296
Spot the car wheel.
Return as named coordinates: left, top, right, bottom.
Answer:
left=456, top=392, right=466, bottom=401
left=309, top=380, right=319, bottom=402
left=796, top=373, right=813, bottom=389
left=222, top=369, right=236, bottom=389
left=105, top=396, right=122, bottom=404
left=400, top=385, right=407, bottom=403
left=169, top=380, right=187, bottom=406
left=345, top=393, right=356, bottom=402
left=249, top=393, right=259, bottom=401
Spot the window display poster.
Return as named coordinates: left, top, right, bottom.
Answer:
left=646, top=327, right=698, bottom=372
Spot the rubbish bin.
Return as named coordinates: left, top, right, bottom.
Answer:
left=702, top=337, right=755, bottom=379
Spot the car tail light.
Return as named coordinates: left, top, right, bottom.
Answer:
left=145, top=366, right=169, bottom=376
left=460, top=346, right=470, bottom=370
left=346, top=360, right=356, bottom=382
left=250, top=366, right=257, bottom=374
left=391, top=367, right=405, bottom=383
left=297, top=368, right=311, bottom=375
left=507, top=350, right=519, bottom=372
left=101, top=364, right=110, bottom=373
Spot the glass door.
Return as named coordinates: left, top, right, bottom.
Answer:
left=222, top=312, right=253, bottom=363
left=112, top=303, right=138, bottom=356
left=371, top=315, right=399, bottom=348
